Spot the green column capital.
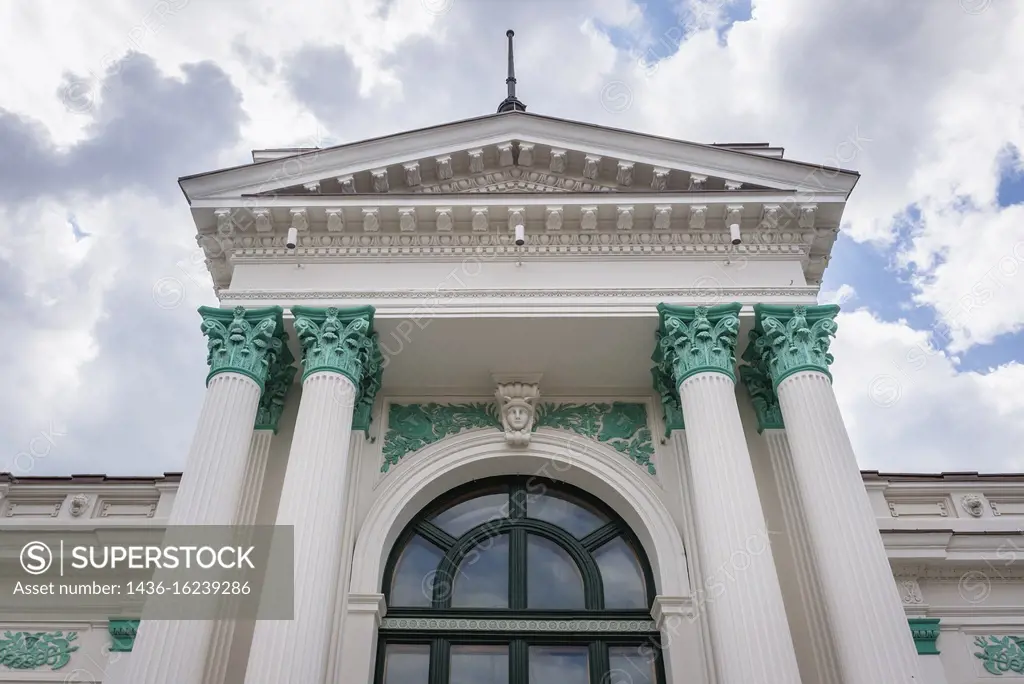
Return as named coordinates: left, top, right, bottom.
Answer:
left=255, top=339, right=297, bottom=433
left=292, top=306, right=383, bottom=434
left=750, top=303, right=840, bottom=388
left=108, top=619, right=140, bottom=653
left=653, top=302, right=742, bottom=387
left=199, top=305, right=285, bottom=390
left=738, top=364, right=784, bottom=432
left=651, top=367, right=685, bottom=436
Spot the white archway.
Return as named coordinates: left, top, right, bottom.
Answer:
left=349, top=428, right=691, bottom=598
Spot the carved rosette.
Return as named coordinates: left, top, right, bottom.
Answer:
left=738, top=363, right=784, bottom=432
left=68, top=494, right=90, bottom=517
left=750, top=304, right=840, bottom=387
left=199, top=305, right=284, bottom=390
left=255, top=341, right=297, bottom=432
left=653, top=302, right=742, bottom=387
left=292, top=306, right=383, bottom=431
left=495, top=381, right=541, bottom=447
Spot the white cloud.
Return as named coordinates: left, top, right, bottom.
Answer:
left=1, top=0, right=1023, bottom=474
left=831, top=310, right=1024, bottom=473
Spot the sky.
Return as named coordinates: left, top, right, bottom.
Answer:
left=1, top=0, right=1022, bottom=476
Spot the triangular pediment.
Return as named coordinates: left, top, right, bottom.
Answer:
left=179, top=112, right=858, bottom=201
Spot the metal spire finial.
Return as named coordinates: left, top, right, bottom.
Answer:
left=497, top=29, right=527, bottom=113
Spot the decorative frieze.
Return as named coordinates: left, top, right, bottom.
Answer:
left=68, top=493, right=90, bottom=517
left=290, top=208, right=308, bottom=233
left=471, top=206, right=489, bottom=231
left=198, top=305, right=284, bottom=390
left=688, top=174, right=706, bottom=191
left=0, top=630, right=79, bottom=670
left=381, top=401, right=655, bottom=474
left=688, top=205, right=707, bottom=231
left=653, top=303, right=742, bottom=385
left=760, top=204, right=780, bottom=230
left=302, top=181, right=320, bottom=193
left=897, top=578, right=924, bottom=605
left=582, top=154, right=601, bottom=180
left=724, top=180, right=743, bottom=191
left=253, top=208, right=272, bottom=233
left=362, top=208, right=380, bottom=233
left=961, top=493, right=985, bottom=517
left=497, top=142, right=514, bottom=167
left=798, top=204, right=817, bottom=230
left=975, top=635, right=1024, bottom=674
left=651, top=167, right=669, bottom=191
left=403, top=162, right=421, bottom=187
left=653, top=205, right=672, bottom=230
left=580, top=206, right=598, bottom=231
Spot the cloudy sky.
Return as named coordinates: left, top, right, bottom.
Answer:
left=1, top=0, right=1022, bottom=477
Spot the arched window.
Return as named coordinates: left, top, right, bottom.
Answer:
left=376, top=476, right=665, bottom=684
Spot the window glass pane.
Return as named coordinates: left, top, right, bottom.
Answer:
left=390, top=535, right=444, bottom=607
left=608, top=646, right=657, bottom=684
left=382, top=643, right=429, bottom=684
left=451, top=534, right=509, bottom=608
left=528, top=645, right=589, bottom=684
left=432, top=493, right=509, bottom=537
left=527, top=534, right=585, bottom=609
left=450, top=645, right=508, bottom=684
left=526, top=490, right=607, bottom=538
left=594, top=537, right=647, bottom=609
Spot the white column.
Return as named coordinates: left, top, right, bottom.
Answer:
left=655, top=302, right=801, bottom=684
left=120, top=372, right=262, bottom=684
left=777, top=370, right=921, bottom=683
left=763, top=430, right=842, bottom=683
left=750, top=303, right=922, bottom=683
left=245, top=372, right=357, bottom=683
left=204, top=428, right=274, bottom=684
left=113, top=305, right=284, bottom=684
left=679, top=372, right=802, bottom=683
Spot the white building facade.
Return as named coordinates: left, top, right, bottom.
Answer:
left=2, top=109, right=1023, bottom=684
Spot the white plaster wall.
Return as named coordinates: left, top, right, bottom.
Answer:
left=227, top=258, right=808, bottom=294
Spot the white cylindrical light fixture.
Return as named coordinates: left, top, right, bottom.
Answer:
left=514, top=223, right=525, bottom=246
left=729, top=222, right=741, bottom=245
left=286, top=226, right=298, bottom=249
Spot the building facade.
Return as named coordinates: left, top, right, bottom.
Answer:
left=2, top=109, right=1023, bottom=684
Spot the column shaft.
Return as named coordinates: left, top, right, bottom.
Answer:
left=244, top=372, right=357, bottom=684
left=763, top=430, right=842, bottom=683
left=778, top=370, right=921, bottom=683
left=119, top=371, right=261, bottom=684
left=204, top=428, right=274, bottom=684
left=679, top=372, right=801, bottom=684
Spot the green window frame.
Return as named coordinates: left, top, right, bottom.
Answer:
left=376, top=476, right=666, bottom=684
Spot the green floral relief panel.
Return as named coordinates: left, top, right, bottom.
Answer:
left=975, top=635, right=1024, bottom=675
left=381, top=403, right=501, bottom=472
left=533, top=402, right=656, bottom=475
left=381, top=402, right=656, bottom=474
left=0, top=630, right=78, bottom=670
left=108, top=619, right=139, bottom=653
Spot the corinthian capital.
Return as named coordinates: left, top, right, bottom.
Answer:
left=750, top=304, right=839, bottom=387
left=738, top=364, right=783, bottom=432
left=199, top=305, right=284, bottom=390
left=653, top=302, right=742, bottom=387
left=291, top=306, right=383, bottom=432
left=255, top=340, right=297, bottom=432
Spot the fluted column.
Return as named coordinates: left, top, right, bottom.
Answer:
left=740, top=364, right=842, bottom=683
left=204, top=358, right=297, bottom=684
left=748, top=304, right=922, bottom=683
left=653, top=303, right=801, bottom=684
left=245, top=306, right=382, bottom=684
left=118, top=306, right=285, bottom=684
